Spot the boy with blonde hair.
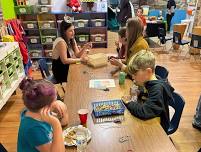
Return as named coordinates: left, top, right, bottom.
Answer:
left=123, top=50, right=174, bottom=133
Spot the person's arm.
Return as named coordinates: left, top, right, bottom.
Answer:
left=124, top=84, right=164, bottom=119
left=73, top=40, right=92, bottom=58
left=57, top=41, right=85, bottom=64
left=37, top=107, right=65, bottom=152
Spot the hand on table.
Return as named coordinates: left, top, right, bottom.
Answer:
left=121, top=95, right=132, bottom=104
left=109, top=58, right=123, bottom=68
left=81, top=55, right=89, bottom=64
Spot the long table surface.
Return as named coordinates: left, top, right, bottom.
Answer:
left=64, top=51, right=177, bottom=152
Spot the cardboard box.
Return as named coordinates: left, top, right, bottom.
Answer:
left=88, top=53, right=107, bottom=68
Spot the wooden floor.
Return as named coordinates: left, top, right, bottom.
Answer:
left=0, top=32, right=201, bottom=152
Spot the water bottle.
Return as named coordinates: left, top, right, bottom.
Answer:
left=119, top=72, right=126, bottom=85
left=76, top=125, right=87, bottom=152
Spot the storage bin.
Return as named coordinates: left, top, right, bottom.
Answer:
left=7, top=65, right=15, bottom=77
left=38, top=0, right=51, bottom=5
left=25, top=29, right=40, bottom=36
left=74, top=20, right=89, bottom=28
left=1, top=81, right=7, bottom=95
left=44, top=50, right=53, bottom=57
left=14, top=6, right=35, bottom=15
left=90, top=34, right=106, bottom=42
left=22, top=21, right=38, bottom=29
left=29, top=50, right=43, bottom=58
left=16, top=65, right=24, bottom=74
left=0, top=71, right=5, bottom=84
left=92, top=99, right=125, bottom=117
left=37, top=5, right=52, bottom=14
left=91, top=19, right=105, bottom=27
left=27, top=36, right=41, bottom=44
left=15, top=58, right=23, bottom=67
left=13, top=49, right=21, bottom=60
left=0, top=61, right=5, bottom=73
left=5, top=55, right=13, bottom=68
left=10, top=73, right=18, bottom=85
left=41, top=36, right=56, bottom=44
left=75, top=35, right=89, bottom=43
left=40, top=29, right=57, bottom=36
left=38, top=21, right=56, bottom=29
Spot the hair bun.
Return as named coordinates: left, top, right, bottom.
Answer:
left=19, top=77, right=33, bottom=91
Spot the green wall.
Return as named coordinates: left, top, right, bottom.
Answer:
left=1, top=0, right=16, bottom=20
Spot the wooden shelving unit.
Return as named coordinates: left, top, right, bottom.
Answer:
left=0, top=42, right=25, bottom=110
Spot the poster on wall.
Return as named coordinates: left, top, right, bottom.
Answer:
left=96, top=0, right=107, bottom=12
left=52, top=0, right=69, bottom=13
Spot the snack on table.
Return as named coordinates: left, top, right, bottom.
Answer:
left=95, top=103, right=121, bottom=111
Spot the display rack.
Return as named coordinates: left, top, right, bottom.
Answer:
left=0, top=42, right=25, bottom=110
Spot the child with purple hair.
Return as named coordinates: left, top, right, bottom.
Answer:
left=17, top=78, right=68, bottom=152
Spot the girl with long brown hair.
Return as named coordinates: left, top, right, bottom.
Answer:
left=110, top=17, right=149, bottom=72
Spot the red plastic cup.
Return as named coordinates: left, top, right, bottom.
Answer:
left=78, top=109, right=89, bottom=125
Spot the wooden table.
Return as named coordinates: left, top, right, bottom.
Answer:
left=64, top=59, right=177, bottom=152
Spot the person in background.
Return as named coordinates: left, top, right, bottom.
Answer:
left=158, top=10, right=164, bottom=20
left=110, top=17, right=149, bottom=74
left=117, top=0, right=135, bottom=27
left=110, top=27, right=127, bottom=75
left=17, top=78, right=68, bottom=152
left=166, top=0, right=176, bottom=32
left=136, top=7, right=147, bottom=37
left=52, top=16, right=92, bottom=83
left=115, top=27, right=127, bottom=59
left=122, top=50, right=175, bottom=133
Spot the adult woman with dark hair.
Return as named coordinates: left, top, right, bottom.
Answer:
left=110, top=17, right=149, bottom=72
left=52, top=16, right=92, bottom=83
left=17, top=78, right=68, bottom=152
left=166, top=0, right=176, bottom=32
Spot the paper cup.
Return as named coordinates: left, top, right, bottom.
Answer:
left=78, top=109, right=89, bottom=125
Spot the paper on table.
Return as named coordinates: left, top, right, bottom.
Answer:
left=89, top=79, right=115, bottom=89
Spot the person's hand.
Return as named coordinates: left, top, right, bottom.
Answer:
left=121, top=95, right=132, bottom=104
left=51, top=100, right=65, bottom=119
left=109, top=58, right=123, bottom=68
left=40, top=107, right=60, bottom=127
left=81, top=55, right=88, bottom=64
left=83, top=42, right=92, bottom=51
left=115, top=41, right=120, bottom=49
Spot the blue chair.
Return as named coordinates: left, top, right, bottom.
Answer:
left=38, top=59, right=57, bottom=84
left=172, top=32, right=190, bottom=56
left=155, top=65, right=169, bottom=80
left=167, top=92, right=185, bottom=135
left=0, top=143, right=7, bottom=152
left=38, top=59, right=65, bottom=101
